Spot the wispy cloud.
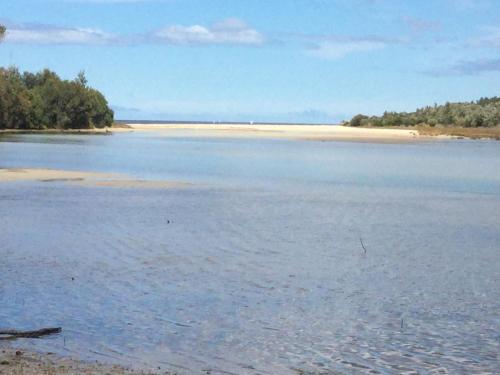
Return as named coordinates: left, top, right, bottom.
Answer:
left=307, top=39, right=386, bottom=60
left=446, top=0, right=492, bottom=11
left=425, top=58, right=500, bottom=76
left=151, top=18, right=265, bottom=45
left=64, top=0, right=168, bottom=2
left=468, top=27, right=500, bottom=48
left=402, top=16, right=440, bottom=33
left=3, top=23, right=116, bottom=45
left=2, top=18, right=265, bottom=47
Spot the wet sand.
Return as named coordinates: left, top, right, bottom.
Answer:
left=0, top=168, right=188, bottom=189
left=122, top=123, right=422, bottom=142
left=0, top=349, right=166, bottom=375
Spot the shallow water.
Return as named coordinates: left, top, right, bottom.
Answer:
left=1, top=132, right=499, bottom=374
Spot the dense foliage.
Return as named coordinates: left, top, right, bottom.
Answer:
left=0, top=67, right=114, bottom=129
left=348, top=97, right=500, bottom=128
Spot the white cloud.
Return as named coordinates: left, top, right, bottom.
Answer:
left=153, top=18, right=265, bottom=45
left=307, top=40, right=386, bottom=60
left=1, top=19, right=265, bottom=47
left=4, top=24, right=116, bottom=45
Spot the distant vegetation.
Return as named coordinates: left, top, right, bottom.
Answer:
left=0, top=67, right=114, bottom=130
left=1, top=25, right=113, bottom=130
left=347, top=97, right=500, bottom=128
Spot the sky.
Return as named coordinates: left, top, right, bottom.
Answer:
left=1, top=0, right=500, bottom=123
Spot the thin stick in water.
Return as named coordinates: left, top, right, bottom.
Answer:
left=360, top=237, right=367, bottom=254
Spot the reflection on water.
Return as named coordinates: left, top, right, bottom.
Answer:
left=1, top=133, right=499, bottom=374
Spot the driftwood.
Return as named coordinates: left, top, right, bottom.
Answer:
left=0, top=327, right=62, bottom=340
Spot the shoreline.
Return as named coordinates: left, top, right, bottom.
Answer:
left=342, top=124, right=500, bottom=140
left=0, top=128, right=114, bottom=135
left=2, top=123, right=499, bottom=141
left=0, top=348, right=165, bottom=375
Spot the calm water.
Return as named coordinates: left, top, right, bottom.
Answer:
left=1, top=132, right=499, bottom=374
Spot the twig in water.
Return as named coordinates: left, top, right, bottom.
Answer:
left=359, top=237, right=367, bottom=255
left=0, top=327, right=62, bottom=340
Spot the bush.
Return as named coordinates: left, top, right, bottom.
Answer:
left=350, top=114, right=369, bottom=127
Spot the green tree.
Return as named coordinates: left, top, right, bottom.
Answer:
left=347, top=97, right=500, bottom=129
left=349, top=114, right=368, bottom=127
left=0, top=67, right=114, bottom=129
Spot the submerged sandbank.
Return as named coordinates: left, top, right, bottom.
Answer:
left=123, top=123, right=421, bottom=142
left=0, top=168, right=117, bottom=182
left=72, top=179, right=189, bottom=189
left=0, top=168, right=188, bottom=189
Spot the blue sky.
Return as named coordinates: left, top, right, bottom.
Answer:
left=1, top=0, right=500, bottom=123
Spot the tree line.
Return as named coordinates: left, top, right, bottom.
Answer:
left=0, top=67, right=114, bottom=130
left=348, top=97, right=500, bottom=128
left=1, top=25, right=113, bottom=130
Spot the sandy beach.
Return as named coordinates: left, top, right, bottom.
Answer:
left=120, top=123, right=422, bottom=142
left=0, top=168, right=189, bottom=189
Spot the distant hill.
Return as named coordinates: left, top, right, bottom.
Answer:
left=347, top=97, right=500, bottom=128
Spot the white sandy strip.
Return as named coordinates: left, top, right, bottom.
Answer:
left=123, top=123, right=420, bottom=141
left=0, top=168, right=189, bottom=188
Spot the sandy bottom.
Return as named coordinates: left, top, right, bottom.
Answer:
left=0, top=349, right=165, bottom=375
left=0, top=168, right=188, bottom=189
left=123, top=123, right=421, bottom=142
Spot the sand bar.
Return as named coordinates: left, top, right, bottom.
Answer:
left=0, top=168, right=188, bottom=189
left=124, top=123, right=422, bottom=142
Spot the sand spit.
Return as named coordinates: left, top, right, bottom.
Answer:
left=0, top=168, right=188, bottom=189
left=0, top=349, right=167, bottom=375
left=124, top=123, right=421, bottom=142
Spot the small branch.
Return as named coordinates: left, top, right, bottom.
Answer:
left=359, top=237, right=367, bottom=254
left=0, top=327, right=62, bottom=340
